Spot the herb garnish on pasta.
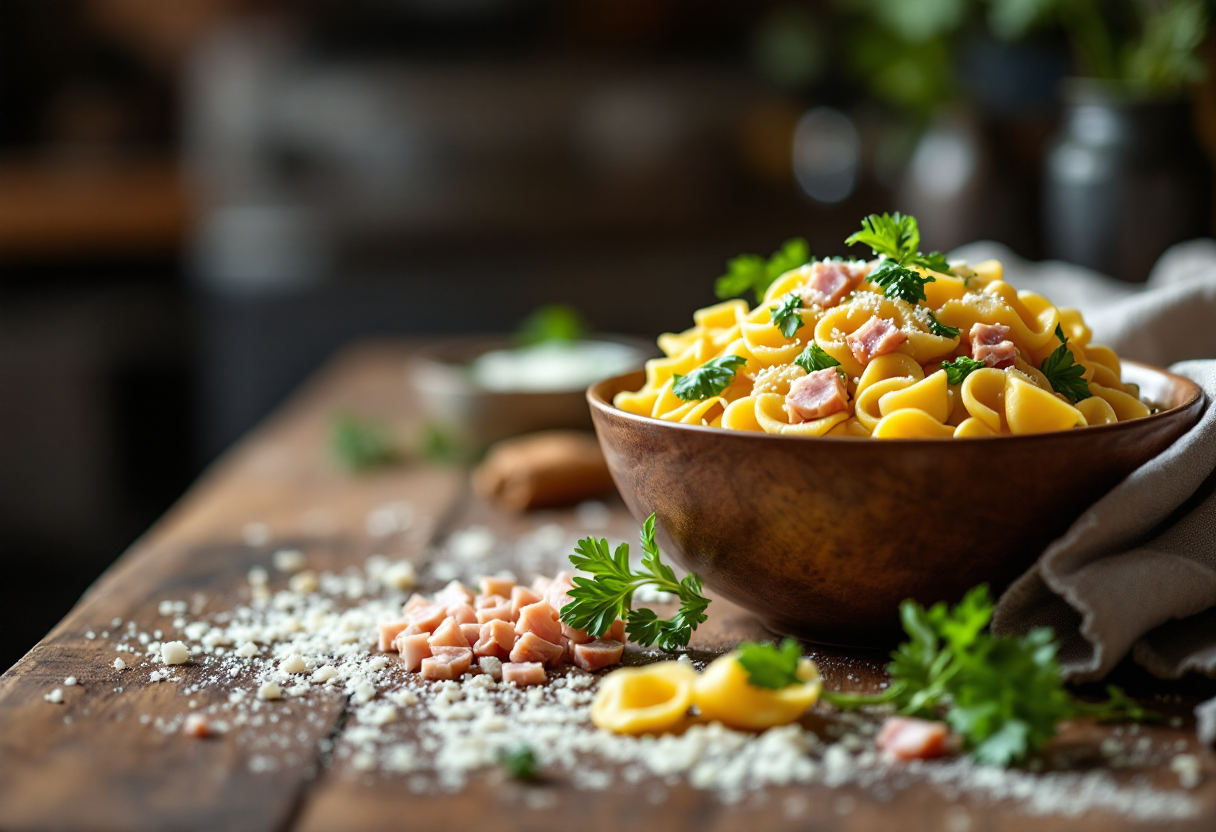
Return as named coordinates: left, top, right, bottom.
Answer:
left=771, top=293, right=804, bottom=338
left=942, top=356, right=985, bottom=385
left=1040, top=325, right=1093, bottom=403
left=794, top=342, right=841, bottom=375
left=671, top=355, right=747, bottom=401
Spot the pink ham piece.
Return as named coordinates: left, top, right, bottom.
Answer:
left=378, top=621, right=411, bottom=652
left=876, top=716, right=950, bottom=761
left=432, top=580, right=475, bottom=608
left=405, top=603, right=447, bottom=634
left=421, top=646, right=473, bottom=681
left=473, top=619, right=516, bottom=660
left=474, top=593, right=507, bottom=610
left=800, top=260, right=867, bottom=308
left=572, top=638, right=625, bottom=671
left=847, top=316, right=907, bottom=365
left=510, top=586, right=541, bottom=619
left=608, top=619, right=626, bottom=642
left=403, top=593, right=431, bottom=614
left=476, top=602, right=514, bottom=625
left=562, top=622, right=593, bottom=645
left=969, top=322, right=1018, bottom=369
left=399, top=633, right=432, bottom=672
left=530, top=575, right=554, bottom=596
left=510, top=632, right=564, bottom=666
left=515, top=601, right=563, bottom=645
left=785, top=368, right=848, bottom=423
left=545, top=571, right=577, bottom=614
left=428, top=617, right=469, bottom=649
left=478, top=576, right=516, bottom=598
left=445, top=603, right=478, bottom=626
left=460, top=623, right=481, bottom=649
left=502, top=661, right=547, bottom=687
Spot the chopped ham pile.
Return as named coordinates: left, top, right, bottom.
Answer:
left=847, top=316, right=907, bottom=365
left=381, top=573, right=625, bottom=686
left=875, top=716, right=950, bottom=761
left=798, top=260, right=869, bottom=308
left=785, top=368, right=848, bottom=423
left=969, top=322, right=1018, bottom=369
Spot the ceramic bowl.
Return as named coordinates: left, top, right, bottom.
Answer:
left=588, top=361, right=1205, bottom=646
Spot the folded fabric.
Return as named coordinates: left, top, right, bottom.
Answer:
left=951, top=239, right=1216, bottom=740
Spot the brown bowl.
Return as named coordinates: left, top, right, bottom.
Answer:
left=588, top=361, right=1204, bottom=646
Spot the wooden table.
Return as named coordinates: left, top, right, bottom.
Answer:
left=2, top=340, right=1213, bottom=832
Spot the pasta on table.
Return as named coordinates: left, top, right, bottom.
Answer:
left=614, top=214, right=1151, bottom=438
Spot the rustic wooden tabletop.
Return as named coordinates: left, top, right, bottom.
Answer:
left=1, top=340, right=1213, bottom=832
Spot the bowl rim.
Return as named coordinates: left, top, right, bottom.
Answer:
left=586, top=359, right=1205, bottom=444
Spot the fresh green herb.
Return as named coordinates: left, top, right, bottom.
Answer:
left=419, top=422, right=470, bottom=465
left=560, top=513, right=710, bottom=652
left=516, top=304, right=589, bottom=346
left=498, top=745, right=540, bottom=781
left=846, top=213, right=952, bottom=304
left=942, top=356, right=986, bottom=385
left=672, top=355, right=747, bottom=401
left=771, top=293, right=804, bottom=339
left=331, top=413, right=399, bottom=472
left=867, top=262, right=936, bottom=304
left=1040, top=324, right=1092, bottom=403
left=715, top=238, right=811, bottom=303
left=926, top=311, right=960, bottom=338
left=794, top=342, right=842, bottom=375
left=737, top=639, right=804, bottom=690
left=820, top=586, right=1157, bottom=767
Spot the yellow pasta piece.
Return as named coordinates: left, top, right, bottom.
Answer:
left=1089, top=382, right=1152, bottom=421
left=754, top=393, right=848, bottom=436
left=1005, top=376, right=1085, bottom=434
left=954, top=417, right=998, bottom=438
left=762, top=267, right=812, bottom=303
left=676, top=397, right=725, bottom=425
left=721, top=396, right=764, bottom=431
left=872, top=408, right=957, bottom=439
left=855, top=376, right=916, bottom=432
left=961, top=368, right=1008, bottom=433
left=591, top=662, right=696, bottom=735
left=651, top=379, right=685, bottom=420
left=1077, top=395, right=1118, bottom=426
left=614, top=387, right=659, bottom=416
left=693, top=653, right=821, bottom=731
left=694, top=298, right=749, bottom=330
left=657, top=327, right=701, bottom=358
left=878, top=370, right=950, bottom=423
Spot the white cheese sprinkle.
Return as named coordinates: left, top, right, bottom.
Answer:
left=257, top=682, right=282, bottom=701
left=63, top=676, right=77, bottom=686
left=273, top=549, right=306, bottom=573
left=44, top=689, right=64, bottom=704
left=279, top=654, right=307, bottom=674
left=113, top=658, right=126, bottom=671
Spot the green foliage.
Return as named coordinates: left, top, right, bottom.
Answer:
left=846, top=213, right=949, bottom=304
left=737, top=639, right=805, bottom=690
left=772, top=294, right=805, bottom=339
left=794, top=343, right=843, bottom=375
left=499, top=745, right=540, bottom=781
left=1125, top=0, right=1208, bottom=93
left=715, top=239, right=811, bottom=304
left=1040, top=325, right=1092, bottom=403
left=331, top=413, right=399, bottom=472
left=516, top=304, right=589, bottom=346
left=927, top=311, right=961, bottom=338
left=559, top=514, right=710, bottom=652
left=942, top=355, right=986, bottom=385
left=672, top=355, right=748, bottom=402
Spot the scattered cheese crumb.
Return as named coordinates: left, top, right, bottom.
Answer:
left=361, top=704, right=397, bottom=725
left=183, top=713, right=211, bottom=738
left=85, top=631, right=95, bottom=640
left=44, top=689, right=64, bottom=704
left=113, top=658, right=126, bottom=671
left=247, top=567, right=269, bottom=587
left=279, top=654, right=307, bottom=674
left=161, top=641, right=190, bottom=665
left=382, top=561, right=417, bottom=590
left=1172, top=754, right=1202, bottom=789
left=478, top=656, right=503, bottom=681
left=273, top=549, right=306, bottom=573
left=257, top=682, right=282, bottom=701
left=64, top=676, right=77, bottom=686
left=388, top=689, right=418, bottom=707
left=311, top=665, right=338, bottom=683
left=449, top=525, right=495, bottom=560
left=237, top=642, right=259, bottom=658
left=288, top=570, right=319, bottom=594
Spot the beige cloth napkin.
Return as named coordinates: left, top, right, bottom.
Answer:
left=950, top=240, right=1216, bottom=741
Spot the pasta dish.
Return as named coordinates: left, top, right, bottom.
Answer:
left=614, top=213, right=1151, bottom=438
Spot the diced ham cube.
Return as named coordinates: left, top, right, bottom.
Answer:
left=572, top=638, right=625, bottom=672
left=378, top=621, right=411, bottom=652
left=476, top=602, right=514, bottom=625
left=560, top=635, right=573, bottom=664
left=562, top=622, right=593, bottom=645
left=847, top=316, right=907, bottom=365
left=399, top=633, right=432, bottom=672
left=473, top=619, right=516, bottom=660
left=799, top=260, right=867, bottom=308
left=405, top=604, right=447, bottom=633
left=474, top=593, right=507, bottom=610
left=969, top=323, right=1018, bottom=369
left=428, top=617, right=469, bottom=649
left=445, top=603, right=477, bottom=626
left=545, top=572, right=577, bottom=615
left=515, top=601, right=563, bottom=645
left=530, top=575, right=553, bottom=596
left=510, top=586, right=541, bottom=619
left=432, top=580, right=474, bottom=608
left=421, top=646, right=473, bottom=680
left=502, top=661, right=547, bottom=687
left=478, top=576, right=516, bottom=598
left=460, top=623, right=481, bottom=649
left=608, top=619, right=626, bottom=643
left=876, top=716, right=950, bottom=761
left=785, top=367, right=849, bottom=423
left=403, top=593, right=431, bottom=614
left=510, top=632, right=564, bottom=666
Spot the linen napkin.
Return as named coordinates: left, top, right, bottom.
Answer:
left=949, top=239, right=1216, bottom=741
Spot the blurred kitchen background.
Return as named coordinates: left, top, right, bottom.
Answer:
left=3, top=0, right=1216, bottom=668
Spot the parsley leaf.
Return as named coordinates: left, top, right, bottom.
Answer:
left=820, top=585, right=1158, bottom=767
left=672, top=355, right=747, bottom=401
left=926, top=311, right=960, bottom=338
left=516, top=304, right=588, bottom=345
left=867, top=261, right=935, bottom=304
left=498, top=745, right=540, bottom=781
left=771, top=293, right=804, bottom=338
left=794, top=342, right=842, bottom=374
left=737, top=639, right=803, bottom=690
left=559, top=513, right=710, bottom=652
left=845, top=213, right=953, bottom=304
left=331, top=413, right=399, bottom=472
left=1040, top=325, right=1092, bottom=403
left=845, top=212, right=921, bottom=262
left=942, top=356, right=985, bottom=385
left=715, top=239, right=811, bottom=303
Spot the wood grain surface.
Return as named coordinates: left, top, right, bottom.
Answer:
left=0, top=340, right=1213, bottom=832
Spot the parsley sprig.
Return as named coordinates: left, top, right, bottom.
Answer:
left=498, top=745, right=540, bottom=781
left=672, top=355, right=747, bottom=401
left=715, top=239, right=811, bottom=303
left=926, top=311, right=960, bottom=338
left=942, top=356, right=986, bottom=385
left=1040, top=325, right=1092, bottom=403
left=331, top=413, right=400, bottom=472
left=738, top=639, right=804, bottom=690
left=559, top=514, right=710, bottom=652
left=846, top=213, right=951, bottom=305
left=820, top=586, right=1156, bottom=767
left=794, top=342, right=842, bottom=375
left=516, top=304, right=588, bottom=345
left=771, top=293, right=804, bottom=338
